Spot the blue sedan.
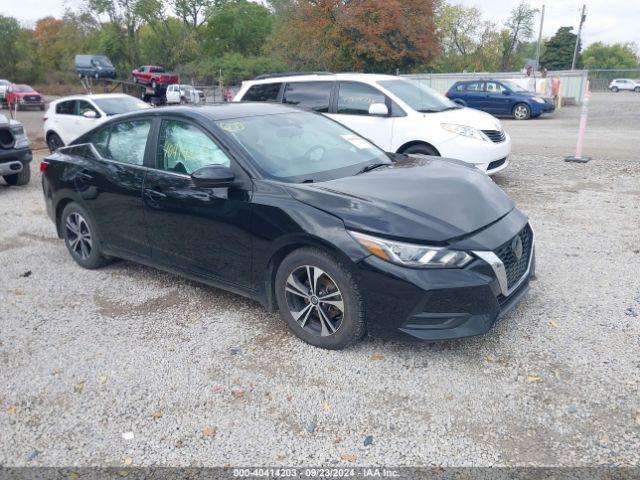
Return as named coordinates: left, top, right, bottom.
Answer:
left=446, top=80, right=555, bottom=120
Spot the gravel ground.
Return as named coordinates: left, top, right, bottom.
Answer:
left=0, top=93, right=639, bottom=467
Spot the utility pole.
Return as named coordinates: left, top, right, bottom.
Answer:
left=571, top=4, right=586, bottom=70
left=535, top=4, right=545, bottom=69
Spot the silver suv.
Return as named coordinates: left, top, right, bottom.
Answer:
left=609, top=79, right=640, bottom=92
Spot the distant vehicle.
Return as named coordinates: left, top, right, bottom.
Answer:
left=0, top=79, right=11, bottom=105
left=43, top=93, right=150, bottom=151
left=132, top=66, right=179, bottom=90
left=608, top=78, right=640, bottom=92
left=235, top=73, right=511, bottom=175
left=0, top=112, right=32, bottom=186
left=446, top=80, right=555, bottom=120
left=75, top=55, right=116, bottom=80
left=5, top=84, right=45, bottom=111
left=166, top=84, right=200, bottom=104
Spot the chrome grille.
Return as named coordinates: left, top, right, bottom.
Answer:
left=482, top=129, right=506, bottom=143
left=493, top=224, right=533, bottom=290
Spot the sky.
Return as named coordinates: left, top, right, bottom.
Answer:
left=1, top=0, right=639, bottom=48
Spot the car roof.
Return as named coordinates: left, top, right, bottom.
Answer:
left=244, top=72, right=402, bottom=85
left=112, top=103, right=303, bottom=122
left=51, top=93, right=138, bottom=103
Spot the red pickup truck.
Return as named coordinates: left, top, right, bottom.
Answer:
left=132, top=66, right=179, bottom=90
left=5, top=84, right=45, bottom=111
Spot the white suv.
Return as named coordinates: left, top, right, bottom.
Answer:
left=43, top=93, right=150, bottom=151
left=234, top=73, right=511, bottom=175
left=609, top=79, right=640, bottom=92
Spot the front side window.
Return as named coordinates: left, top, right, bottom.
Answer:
left=157, top=120, right=231, bottom=174
left=56, top=100, right=76, bottom=115
left=243, top=83, right=282, bottom=102
left=336, top=82, right=386, bottom=115
left=486, top=82, right=507, bottom=93
left=77, top=100, right=99, bottom=116
left=89, top=120, right=151, bottom=165
left=378, top=79, right=457, bottom=113
left=282, top=82, right=332, bottom=112
left=217, top=112, right=389, bottom=182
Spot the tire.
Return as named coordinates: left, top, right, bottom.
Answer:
left=275, top=247, right=365, bottom=350
left=3, top=165, right=30, bottom=186
left=60, top=202, right=111, bottom=269
left=635, top=86, right=640, bottom=93
left=513, top=103, right=531, bottom=120
left=180, top=97, right=187, bottom=105
left=40, top=105, right=45, bottom=111
left=401, top=143, right=439, bottom=156
left=47, top=132, right=64, bottom=152
left=611, top=86, right=619, bottom=93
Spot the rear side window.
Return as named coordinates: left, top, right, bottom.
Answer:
left=465, top=82, right=485, bottom=92
left=56, top=100, right=76, bottom=115
left=88, top=120, right=151, bottom=165
left=243, top=83, right=282, bottom=102
left=337, top=82, right=386, bottom=115
left=282, top=82, right=332, bottom=112
left=453, top=83, right=465, bottom=92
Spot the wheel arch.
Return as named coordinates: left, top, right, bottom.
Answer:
left=54, top=197, right=75, bottom=238
left=263, top=235, right=357, bottom=312
left=396, top=140, right=440, bottom=156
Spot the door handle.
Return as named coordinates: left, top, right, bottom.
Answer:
left=76, top=170, right=93, bottom=180
left=144, top=188, right=167, bottom=199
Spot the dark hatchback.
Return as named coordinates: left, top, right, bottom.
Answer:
left=41, top=103, right=535, bottom=349
left=446, top=80, right=555, bottom=120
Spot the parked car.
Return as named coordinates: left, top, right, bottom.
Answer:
left=75, top=55, right=117, bottom=80
left=132, top=66, right=179, bottom=90
left=166, top=84, right=200, bottom=104
left=0, top=112, right=32, bottom=186
left=235, top=73, right=511, bottom=175
left=43, top=93, right=150, bottom=151
left=41, top=103, right=534, bottom=349
left=5, top=84, right=45, bottom=111
left=608, top=78, right=640, bottom=92
left=446, top=79, right=555, bottom=120
left=0, top=79, right=11, bottom=106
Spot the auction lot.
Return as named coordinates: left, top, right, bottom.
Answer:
left=1, top=92, right=639, bottom=466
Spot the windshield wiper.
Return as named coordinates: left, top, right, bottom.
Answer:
left=356, top=162, right=389, bottom=175
left=417, top=109, right=440, bottom=113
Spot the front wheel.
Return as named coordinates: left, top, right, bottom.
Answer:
left=401, top=143, right=439, bottom=157
left=61, top=202, right=111, bottom=269
left=513, top=103, right=531, bottom=120
left=3, top=166, right=30, bottom=186
left=635, top=86, right=640, bottom=93
left=275, top=247, right=365, bottom=349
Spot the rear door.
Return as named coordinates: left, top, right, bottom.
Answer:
left=328, top=81, right=394, bottom=151
left=78, top=118, right=153, bottom=258
left=463, top=81, right=487, bottom=109
left=142, top=117, right=253, bottom=286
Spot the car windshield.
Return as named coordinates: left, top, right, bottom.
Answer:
left=500, top=80, right=528, bottom=92
left=0, top=80, right=10, bottom=86
left=15, top=86, right=35, bottom=93
left=93, top=96, right=150, bottom=115
left=378, top=79, right=458, bottom=113
left=95, top=57, right=113, bottom=67
left=217, top=112, right=390, bottom=182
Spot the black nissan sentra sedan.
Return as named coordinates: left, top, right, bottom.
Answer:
left=41, top=103, right=535, bottom=349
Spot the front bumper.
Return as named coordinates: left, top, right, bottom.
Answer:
left=532, top=102, right=555, bottom=115
left=437, top=131, right=511, bottom=174
left=355, top=210, right=534, bottom=342
left=0, top=146, right=32, bottom=175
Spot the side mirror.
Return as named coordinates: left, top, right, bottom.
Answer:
left=191, top=165, right=235, bottom=188
left=83, top=110, right=98, bottom=118
left=368, top=103, right=389, bottom=116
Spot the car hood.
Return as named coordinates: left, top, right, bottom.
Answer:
left=431, top=107, right=503, bottom=130
left=285, top=156, right=515, bottom=244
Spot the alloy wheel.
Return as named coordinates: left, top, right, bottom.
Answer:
left=65, top=212, right=93, bottom=260
left=514, top=105, right=529, bottom=120
left=285, top=265, right=344, bottom=337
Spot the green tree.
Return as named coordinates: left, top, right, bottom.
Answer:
left=501, top=1, right=537, bottom=71
left=0, top=15, right=21, bottom=78
left=582, top=42, right=639, bottom=69
left=540, top=26, right=579, bottom=70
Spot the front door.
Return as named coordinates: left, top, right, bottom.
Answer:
left=463, top=81, right=487, bottom=110
left=76, top=118, right=153, bottom=258
left=143, top=118, right=253, bottom=287
left=484, top=82, right=511, bottom=114
left=327, top=81, right=395, bottom=151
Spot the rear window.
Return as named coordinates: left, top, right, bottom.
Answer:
left=242, top=83, right=282, bottom=102
left=282, top=82, right=332, bottom=112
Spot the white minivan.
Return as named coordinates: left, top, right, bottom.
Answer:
left=234, top=73, right=511, bottom=175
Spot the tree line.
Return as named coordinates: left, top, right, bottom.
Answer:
left=0, top=0, right=638, bottom=86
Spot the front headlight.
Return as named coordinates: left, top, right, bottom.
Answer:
left=532, top=97, right=545, bottom=104
left=441, top=123, right=489, bottom=142
left=349, top=230, right=473, bottom=268
left=10, top=125, right=30, bottom=149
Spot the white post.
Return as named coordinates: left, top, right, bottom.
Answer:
left=565, top=81, right=591, bottom=163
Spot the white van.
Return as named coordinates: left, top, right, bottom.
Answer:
left=234, top=73, right=511, bottom=175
